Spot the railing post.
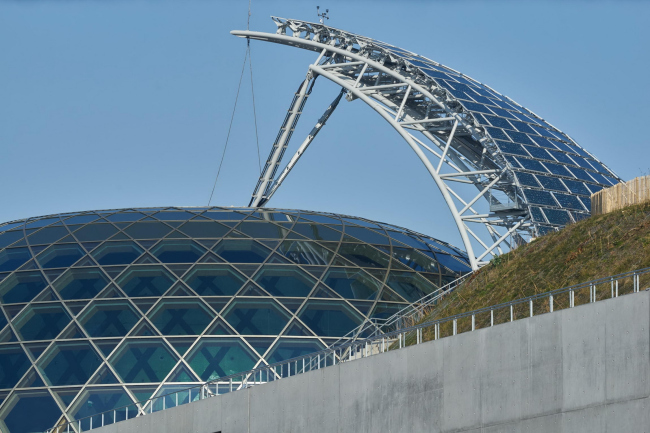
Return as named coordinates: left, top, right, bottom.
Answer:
left=114, top=409, right=116, bottom=424
left=229, top=378, right=233, bottom=392
left=102, top=413, right=104, bottom=427
left=435, top=323, right=439, bottom=340
left=550, top=295, right=553, bottom=312
left=382, top=337, right=385, bottom=352
left=490, top=309, right=494, bottom=327
left=616, top=280, right=619, bottom=297
left=453, top=319, right=457, bottom=335
left=529, top=299, right=533, bottom=317
left=611, top=278, right=614, bottom=298
left=510, top=304, right=513, bottom=322
left=570, top=290, right=574, bottom=308
left=471, top=314, right=475, bottom=331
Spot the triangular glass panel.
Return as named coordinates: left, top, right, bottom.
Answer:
left=128, top=386, right=157, bottom=404
left=225, top=230, right=246, bottom=238
left=132, top=299, right=157, bottom=314
left=65, top=301, right=89, bottom=316
left=141, top=216, right=158, bottom=221
left=44, top=269, right=66, bottom=282
left=53, top=388, right=81, bottom=409
left=130, top=320, right=158, bottom=337
left=0, top=326, right=17, bottom=343
left=30, top=245, right=49, bottom=255
left=236, top=282, right=268, bottom=297
left=311, top=284, right=339, bottom=299
left=220, top=221, right=238, bottom=228
left=24, top=342, right=51, bottom=361
left=56, top=235, right=76, bottom=243
left=167, top=363, right=198, bottom=382
left=11, top=239, right=27, bottom=247
left=94, top=339, right=120, bottom=357
left=195, top=239, right=218, bottom=249
left=282, top=320, right=314, bottom=336
left=81, top=242, right=101, bottom=252
left=166, top=283, right=193, bottom=297
left=167, top=264, right=192, bottom=277
left=258, top=240, right=280, bottom=249
left=285, top=231, right=308, bottom=240
left=109, top=232, right=131, bottom=241
left=198, top=252, right=222, bottom=263
left=89, top=364, right=119, bottom=384
left=277, top=298, right=305, bottom=313
left=231, top=264, right=261, bottom=277
left=365, top=269, right=387, bottom=283
left=97, top=284, right=124, bottom=299
left=302, top=266, right=326, bottom=279
left=349, top=301, right=374, bottom=315
left=380, top=287, right=406, bottom=302
left=165, top=221, right=184, bottom=228
left=165, top=230, right=188, bottom=239
left=3, top=304, right=26, bottom=319
left=33, top=288, right=58, bottom=302
left=265, top=253, right=290, bottom=264
left=59, top=322, right=86, bottom=339
left=203, top=298, right=229, bottom=314
left=133, top=253, right=158, bottom=264
left=17, top=368, right=45, bottom=388
left=137, top=240, right=158, bottom=250
left=245, top=337, right=275, bottom=356
left=206, top=318, right=234, bottom=335
left=113, top=222, right=132, bottom=229
left=317, top=241, right=339, bottom=252
left=17, top=260, right=38, bottom=271
left=75, top=256, right=98, bottom=267
left=102, top=266, right=127, bottom=279
left=166, top=337, right=196, bottom=357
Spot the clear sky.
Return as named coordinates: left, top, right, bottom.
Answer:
left=1, top=0, right=648, bottom=250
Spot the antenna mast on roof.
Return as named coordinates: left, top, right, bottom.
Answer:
left=316, top=6, right=329, bottom=24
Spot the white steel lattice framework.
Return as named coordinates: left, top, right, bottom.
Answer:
left=233, top=17, right=621, bottom=270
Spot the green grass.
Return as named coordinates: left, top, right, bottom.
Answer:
left=417, top=201, right=650, bottom=327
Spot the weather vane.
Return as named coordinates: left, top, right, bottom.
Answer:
left=317, top=6, right=329, bottom=24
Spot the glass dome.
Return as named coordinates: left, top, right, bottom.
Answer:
left=0, top=207, right=470, bottom=432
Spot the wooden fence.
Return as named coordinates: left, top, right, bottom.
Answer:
left=591, top=175, right=650, bottom=215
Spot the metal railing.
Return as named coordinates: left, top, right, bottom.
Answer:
left=46, top=267, right=650, bottom=433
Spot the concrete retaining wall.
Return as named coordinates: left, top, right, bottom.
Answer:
left=93, top=291, right=650, bottom=433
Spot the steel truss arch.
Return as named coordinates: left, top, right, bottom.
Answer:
left=232, top=17, right=621, bottom=270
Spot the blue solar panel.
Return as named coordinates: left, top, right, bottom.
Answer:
left=604, top=176, right=619, bottom=186
left=568, top=144, right=592, bottom=159
left=515, top=171, right=541, bottom=188
left=563, top=179, right=590, bottom=196
left=496, top=141, right=529, bottom=157
left=508, top=120, right=537, bottom=134
left=568, top=155, right=595, bottom=171
left=546, top=149, right=576, bottom=166
left=490, top=99, right=515, bottom=111
left=585, top=159, right=611, bottom=175
left=553, top=193, right=585, bottom=210
left=584, top=183, right=604, bottom=194
left=506, top=131, right=534, bottom=145
left=503, top=155, right=522, bottom=168
left=425, top=69, right=453, bottom=81
left=530, top=125, right=557, bottom=139
left=472, top=112, right=489, bottom=125
left=469, top=94, right=495, bottom=105
left=523, top=189, right=557, bottom=206
left=548, top=140, right=574, bottom=154
left=537, top=226, right=556, bottom=236
left=587, top=172, right=610, bottom=186
left=435, top=79, right=455, bottom=91
left=485, top=127, right=511, bottom=141
left=567, top=167, right=595, bottom=183
left=511, top=111, right=541, bottom=125
left=489, top=107, right=517, bottom=119
left=529, top=136, right=558, bottom=150
left=483, top=114, right=512, bottom=129
left=535, top=175, right=569, bottom=192
left=468, top=86, right=493, bottom=98
left=529, top=207, right=546, bottom=223
left=462, top=101, right=494, bottom=114
left=542, top=208, right=572, bottom=226
left=447, top=88, right=468, bottom=99
left=517, top=158, right=549, bottom=173
left=523, top=145, right=553, bottom=161
left=542, top=162, right=573, bottom=177
left=579, top=197, right=592, bottom=211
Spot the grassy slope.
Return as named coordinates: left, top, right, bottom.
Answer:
left=423, top=201, right=650, bottom=322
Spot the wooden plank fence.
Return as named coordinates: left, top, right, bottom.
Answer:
left=591, top=175, right=650, bottom=215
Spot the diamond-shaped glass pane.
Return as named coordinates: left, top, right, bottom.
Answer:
left=213, top=240, right=271, bottom=263
left=109, top=339, right=177, bottom=383
left=14, top=303, right=71, bottom=341
left=91, top=241, right=144, bottom=265
left=0, top=345, right=31, bottom=389
left=148, top=299, right=214, bottom=335
left=53, top=268, right=109, bottom=300
left=223, top=298, right=290, bottom=335
left=386, top=271, right=437, bottom=302
left=36, top=244, right=84, bottom=269
left=116, top=266, right=175, bottom=297
left=336, top=243, right=390, bottom=268
left=0, top=390, right=62, bottom=433
left=0, top=248, right=32, bottom=273
left=276, top=240, right=333, bottom=265
left=151, top=240, right=206, bottom=263
left=79, top=300, right=141, bottom=337
left=38, top=341, right=102, bottom=386
left=322, top=268, right=381, bottom=300
left=183, top=265, right=245, bottom=296
left=252, top=265, right=316, bottom=297
left=187, top=338, right=258, bottom=381
left=70, top=387, right=135, bottom=428
left=267, top=338, right=325, bottom=363
left=0, top=271, right=48, bottom=304
left=298, top=300, right=363, bottom=337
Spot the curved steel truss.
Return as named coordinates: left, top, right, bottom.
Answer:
left=232, top=17, right=621, bottom=270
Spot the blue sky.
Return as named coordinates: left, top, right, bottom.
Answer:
left=1, top=0, right=648, bottom=249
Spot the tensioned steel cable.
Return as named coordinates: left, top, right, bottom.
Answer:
left=207, top=49, right=249, bottom=206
